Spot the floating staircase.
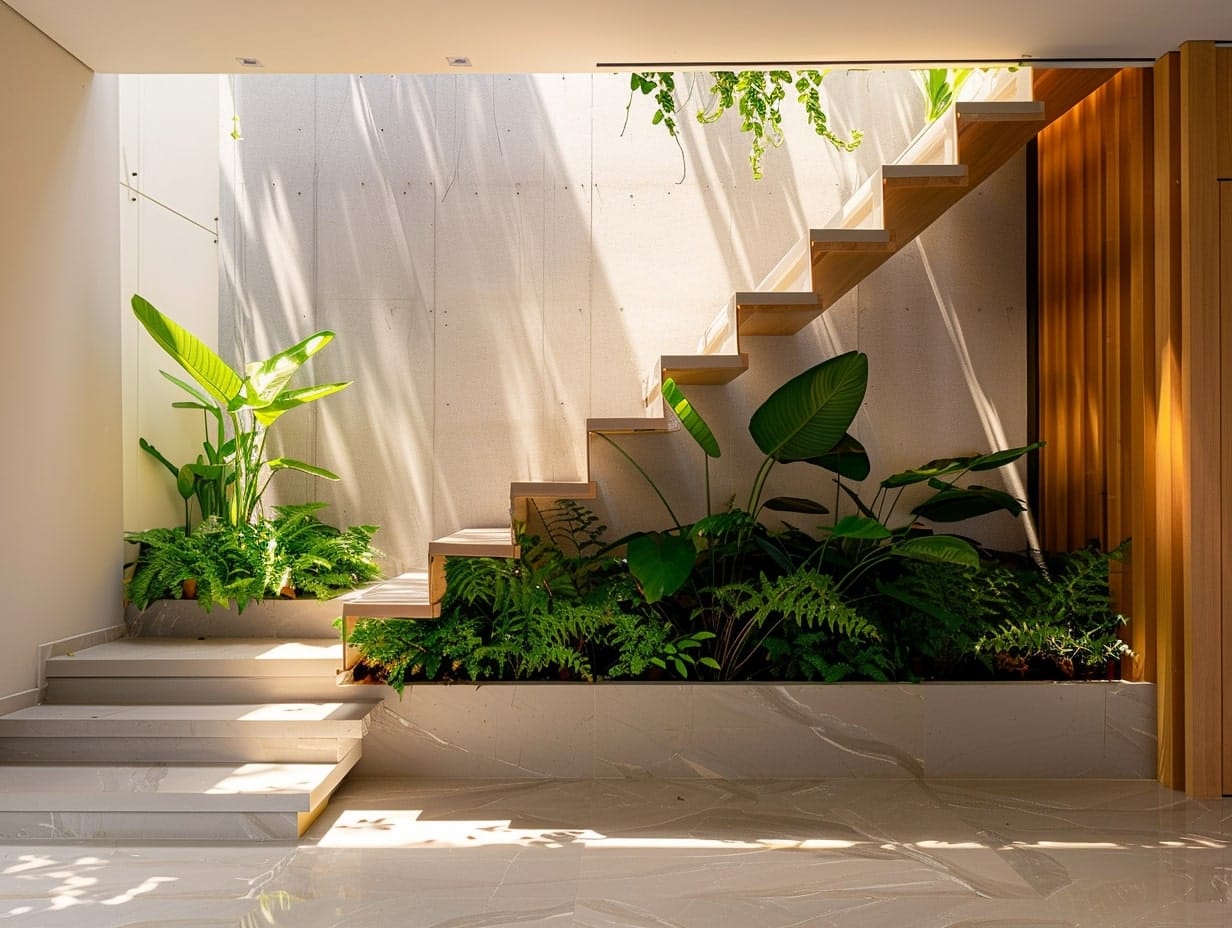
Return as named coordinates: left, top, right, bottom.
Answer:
left=0, top=635, right=379, bottom=841
left=339, top=66, right=1118, bottom=664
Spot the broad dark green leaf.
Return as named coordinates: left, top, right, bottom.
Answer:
left=881, top=455, right=976, bottom=488
left=662, top=378, right=720, bottom=458
left=175, top=464, right=196, bottom=500
left=749, top=351, right=868, bottom=463
left=626, top=532, right=696, bottom=604
left=830, top=514, right=892, bottom=540
left=132, top=295, right=242, bottom=406
left=762, top=496, right=830, bottom=515
left=804, top=432, right=870, bottom=480
left=967, top=441, right=1045, bottom=471
left=139, top=438, right=179, bottom=478
left=911, top=485, right=1025, bottom=522
left=890, top=534, right=980, bottom=569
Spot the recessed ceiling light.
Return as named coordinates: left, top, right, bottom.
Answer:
left=446, top=56, right=472, bottom=67
left=236, top=57, right=264, bottom=68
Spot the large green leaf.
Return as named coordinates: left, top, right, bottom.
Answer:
left=881, top=455, right=977, bottom=488
left=749, top=351, right=868, bottom=463
left=251, top=381, right=352, bottom=427
left=967, top=441, right=1045, bottom=472
left=830, top=514, right=892, bottom=540
left=890, top=534, right=980, bottom=569
left=662, top=378, right=720, bottom=458
left=242, top=330, right=336, bottom=408
left=139, top=438, right=179, bottom=478
left=762, top=496, right=829, bottom=515
left=805, top=432, right=870, bottom=480
left=911, top=485, right=1025, bottom=522
left=267, top=458, right=341, bottom=481
left=132, top=295, right=242, bottom=406
left=626, top=532, right=696, bottom=604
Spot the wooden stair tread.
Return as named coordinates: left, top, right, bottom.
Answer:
left=342, top=570, right=439, bottom=619
left=510, top=480, right=597, bottom=499
left=735, top=291, right=823, bottom=336
left=587, top=416, right=678, bottom=434
left=660, top=353, right=749, bottom=385
left=428, top=527, right=518, bottom=558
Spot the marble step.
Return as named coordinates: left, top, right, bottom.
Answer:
left=0, top=701, right=378, bottom=763
left=42, top=638, right=352, bottom=705
left=0, top=748, right=360, bottom=841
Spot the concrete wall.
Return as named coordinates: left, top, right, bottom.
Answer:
left=219, top=71, right=1031, bottom=574
left=0, top=4, right=121, bottom=700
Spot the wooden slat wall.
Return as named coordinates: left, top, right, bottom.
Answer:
left=1179, top=42, right=1227, bottom=798
left=1037, top=68, right=1169, bottom=769
left=1152, top=52, right=1186, bottom=791
left=1039, top=46, right=1232, bottom=795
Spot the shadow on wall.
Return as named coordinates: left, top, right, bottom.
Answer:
left=218, top=70, right=1029, bottom=571
left=217, top=72, right=872, bottom=572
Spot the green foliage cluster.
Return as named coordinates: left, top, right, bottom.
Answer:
left=126, top=503, right=381, bottom=612
left=347, top=352, right=1131, bottom=689
left=629, top=69, right=862, bottom=180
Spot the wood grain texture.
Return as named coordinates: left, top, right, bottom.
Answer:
left=1038, top=66, right=1192, bottom=781
left=1178, top=40, right=1223, bottom=798
left=1222, top=184, right=1232, bottom=794
left=1152, top=52, right=1186, bottom=790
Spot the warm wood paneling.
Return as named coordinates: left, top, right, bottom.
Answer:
left=1038, top=69, right=1151, bottom=568
left=1222, top=185, right=1232, bottom=794
left=1178, top=41, right=1223, bottom=798
left=1038, top=67, right=1174, bottom=771
left=1152, top=51, right=1185, bottom=790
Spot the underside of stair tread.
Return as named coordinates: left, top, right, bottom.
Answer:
left=44, top=638, right=342, bottom=677
left=0, top=750, right=359, bottom=813
left=660, top=353, right=749, bottom=385
left=428, top=527, right=518, bottom=558
left=511, top=480, right=597, bottom=499
left=587, top=416, right=678, bottom=434
left=733, top=291, right=824, bottom=335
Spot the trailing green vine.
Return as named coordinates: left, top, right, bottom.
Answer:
left=629, top=69, right=862, bottom=180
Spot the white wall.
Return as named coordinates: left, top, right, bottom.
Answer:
left=216, top=71, right=1030, bottom=573
left=119, top=75, right=221, bottom=533
left=0, top=3, right=121, bottom=698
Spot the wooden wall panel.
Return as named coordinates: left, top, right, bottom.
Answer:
left=1037, top=68, right=1167, bottom=761
left=1041, top=45, right=1232, bottom=795
left=1152, top=52, right=1185, bottom=790
left=1178, top=41, right=1223, bottom=798
left=1221, top=186, right=1232, bottom=794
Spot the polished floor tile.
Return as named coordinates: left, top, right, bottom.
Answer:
left=0, top=778, right=1228, bottom=927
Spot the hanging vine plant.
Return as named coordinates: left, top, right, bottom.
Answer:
left=628, top=69, right=863, bottom=180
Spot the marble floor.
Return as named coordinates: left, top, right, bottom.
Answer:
left=0, top=778, right=1228, bottom=927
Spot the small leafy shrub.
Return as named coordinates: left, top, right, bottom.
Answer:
left=126, top=504, right=381, bottom=612
left=974, top=544, right=1132, bottom=678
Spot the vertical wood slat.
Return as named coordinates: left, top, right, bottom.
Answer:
left=1038, top=68, right=1172, bottom=765
left=1221, top=185, right=1232, bottom=794
left=1124, top=69, right=1155, bottom=682
left=1153, top=52, right=1186, bottom=790
left=1178, top=41, right=1223, bottom=798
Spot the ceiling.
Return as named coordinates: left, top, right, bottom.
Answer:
left=7, top=0, right=1232, bottom=74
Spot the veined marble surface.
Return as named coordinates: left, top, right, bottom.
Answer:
left=0, top=778, right=1227, bottom=927
left=356, top=682, right=1157, bottom=779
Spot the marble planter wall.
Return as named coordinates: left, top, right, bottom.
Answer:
left=123, top=597, right=345, bottom=639
left=355, top=681, right=1156, bottom=780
